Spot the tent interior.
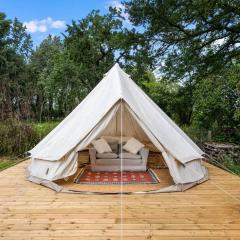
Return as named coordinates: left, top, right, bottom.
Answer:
left=97, top=101, right=154, bottom=147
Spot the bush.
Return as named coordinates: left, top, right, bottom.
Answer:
left=0, top=120, right=59, bottom=156
left=221, top=154, right=240, bottom=175
left=181, top=125, right=208, bottom=143
left=0, top=119, right=39, bottom=156
left=32, top=121, right=59, bottom=139
left=191, top=66, right=240, bottom=144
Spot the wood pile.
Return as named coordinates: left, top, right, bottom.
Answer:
left=201, top=142, right=240, bottom=164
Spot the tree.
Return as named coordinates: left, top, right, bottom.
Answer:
left=125, top=0, right=240, bottom=81
left=0, top=13, right=33, bottom=120
left=192, top=65, right=240, bottom=142
left=142, top=72, right=195, bottom=125
left=64, top=10, right=122, bottom=90
left=64, top=10, right=154, bottom=89
left=29, top=35, right=63, bottom=120
left=26, top=10, right=154, bottom=121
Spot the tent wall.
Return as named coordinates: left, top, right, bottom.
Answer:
left=29, top=151, right=78, bottom=181
left=28, top=103, right=120, bottom=181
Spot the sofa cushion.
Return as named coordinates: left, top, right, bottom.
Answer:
left=96, top=153, right=118, bottom=159
left=119, top=152, right=141, bottom=159
left=92, top=138, right=112, bottom=154
left=123, top=137, right=144, bottom=154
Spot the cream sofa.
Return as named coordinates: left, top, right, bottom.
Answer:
left=89, top=140, right=149, bottom=171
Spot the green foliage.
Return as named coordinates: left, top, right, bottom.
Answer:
left=0, top=157, right=22, bottom=171
left=125, top=0, right=240, bottom=81
left=32, top=121, right=59, bottom=139
left=181, top=125, right=208, bottom=143
left=24, top=10, right=153, bottom=121
left=64, top=10, right=153, bottom=88
left=64, top=10, right=118, bottom=89
left=142, top=72, right=179, bottom=118
left=0, top=120, right=59, bottom=156
left=221, top=154, right=240, bottom=175
left=29, top=35, right=65, bottom=120
left=192, top=65, right=240, bottom=143
left=0, top=119, right=38, bottom=155
left=142, top=73, right=196, bottom=125
left=0, top=13, right=33, bottom=120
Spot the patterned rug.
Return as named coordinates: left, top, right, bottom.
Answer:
left=74, top=169, right=160, bottom=184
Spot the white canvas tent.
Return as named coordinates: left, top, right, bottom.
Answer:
left=27, top=63, right=208, bottom=193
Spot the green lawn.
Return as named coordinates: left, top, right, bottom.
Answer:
left=224, top=162, right=240, bottom=175
left=0, top=157, right=25, bottom=171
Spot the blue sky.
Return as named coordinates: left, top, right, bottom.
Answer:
left=1, top=0, right=126, bottom=47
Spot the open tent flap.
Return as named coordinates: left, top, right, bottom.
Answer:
left=116, top=64, right=204, bottom=161
left=124, top=103, right=207, bottom=184
left=97, top=102, right=150, bottom=143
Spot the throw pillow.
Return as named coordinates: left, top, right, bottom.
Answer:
left=92, top=138, right=112, bottom=154
left=123, top=137, right=144, bottom=154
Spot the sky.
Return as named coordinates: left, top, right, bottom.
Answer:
left=1, top=0, right=127, bottom=47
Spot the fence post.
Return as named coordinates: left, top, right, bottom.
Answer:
left=207, top=130, right=212, bottom=142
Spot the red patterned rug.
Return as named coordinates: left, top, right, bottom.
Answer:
left=75, top=169, right=160, bottom=184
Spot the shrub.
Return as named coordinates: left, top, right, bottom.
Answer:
left=0, top=119, right=39, bottom=156
left=0, top=120, right=59, bottom=156
left=181, top=125, right=208, bottom=143
left=32, top=121, right=59, bottom=139
left=221, top=154, right=240, bottom=175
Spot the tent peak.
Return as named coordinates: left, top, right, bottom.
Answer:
left=113, top=62, right=120, bottom=67
left=110, top=63, right=130, bottom=78
left=111, top=62, right=125, bottom=73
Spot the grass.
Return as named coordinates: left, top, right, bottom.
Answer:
left=0, top=120, right=60, bottom=156
left=226, top=164, right=240, bottom=175
left=0, top=156, right=26, bottom=171
left=0, top=121, right=59, bottom=171
left=221, top=155, right=240, bottom=175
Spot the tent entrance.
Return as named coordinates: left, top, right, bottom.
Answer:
left=57, top=100, right=176, bottom=193
left=98, top=100, right=160, bottom=152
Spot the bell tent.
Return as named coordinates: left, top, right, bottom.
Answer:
left=27, top=63, right=208, bottom=193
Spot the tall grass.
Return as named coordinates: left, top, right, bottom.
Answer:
left=0, top=120, right=59, bottom=156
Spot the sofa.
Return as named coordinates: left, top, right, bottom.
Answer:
left=89, top=140, right=149, bottom=172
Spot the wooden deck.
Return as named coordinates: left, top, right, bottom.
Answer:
left=0, top=159, right=240, bottom=239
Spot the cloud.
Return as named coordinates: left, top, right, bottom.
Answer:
left=23, top=17, right=66, bottom=33
left=106, top=0, right=131, bottom=26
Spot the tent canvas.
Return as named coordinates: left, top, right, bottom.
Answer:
left=27, top=63, right=208, bottom=193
